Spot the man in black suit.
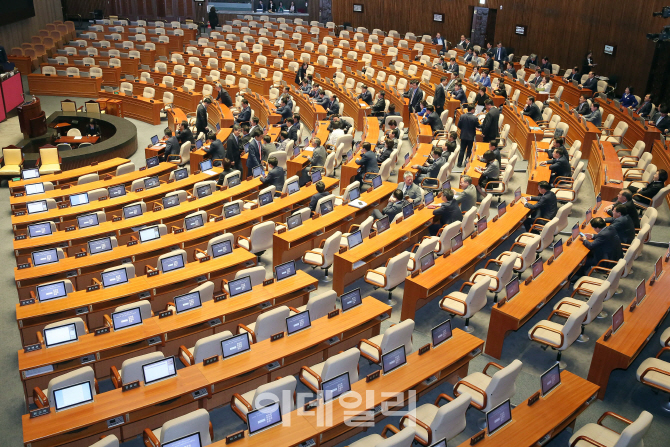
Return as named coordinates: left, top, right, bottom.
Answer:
left=428, top=188, right=462, bottom=235
left=584, top=102, right=603, bottom=127
left=357, top=85, right=373, bottom=106
left=482, top=53, right=494, bottom=72
left=544, top=147, right=571, bottom=186
left=421, top=105, right=444, bottom=133
left=452, top=83, right=466, bottom=104
left=605, top=190, right=639, bottom=228
left=315, top=90, right=330, bottom=108
left=446, top=57, right=459, bottom=75
left=573, top=95, right=591, bottom=115
left=627, top=169, right=668, bottom=205
left=327, top=95, right=340, bottom=116
left=463, top=48, right=475, bottom=64
left=635, top=94, right=653, bottom=118
left=540, top=56, right=552, bottom=72
left=433, top=77, right=448, bottom=116
left=524, top=54, right=538, bottom=69
left=455, top=35, right=468, bottom=49
left=246, top=129, right=264, bottom=172
left=413, top=147, right=445, bottom=185
left=204, top=138, right=225, bottom=167
left=176, top=120, right=193, bottom=145
left=275, top=97, right=293, bottom=122
left=493, top=42, right=508, bottom=62
left=522, top=96, right=542, bottom=122
left=522, top=181, right=557, bottom=231
left=287, top=117, right=301, bottom=142
left=605, top=204, right=635, bottom=244
left=580, top=72, right=598, bottom=91
left=84, top=119, right=100, bottom=136
left=576, top=217, right=623, bottom=278
left=651, top=106, right=670, bottom=134
left=215, top=84, right=233, bottom=107
left=225, top=124, right=242, bottom=172
left=160, top=128, right=180, bottom=162
left=371, top=189, right=409, bottom=222
left=235, top=99, right=251, bottom=124
left=405, top=80, right=423, bottom=113
left=262, top=156, right=286, bottom=192
left=309, top=180, right=330, bottom=212
left=457, top=104, right=478, bottom=167
left=354, top=142, right=379, bottom=182
left=433, top=33, right=447, bottom=53
left=371, top=91, right=386, bottom=117
left=479, top=99, right=500, bottom=143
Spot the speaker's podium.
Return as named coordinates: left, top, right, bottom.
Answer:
left=17, top=97, right=45, bottom=138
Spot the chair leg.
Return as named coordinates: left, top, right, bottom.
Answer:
left=557, top=351, right=567, bottom=370
left=321, top=266, right=332, bottom=283
left=493, top=292, right=498, bottom=303
left=576, top=325, right=589, bottom=343
left=662, top=396, right=670, bottom=412
left=462, top=317, right=474, bottom=333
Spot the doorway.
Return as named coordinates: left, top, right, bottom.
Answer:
left=470, top=7, right=497, bottom=49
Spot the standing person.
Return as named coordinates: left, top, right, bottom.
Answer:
left=226, top=124, right=243, bottom=172
left=246, top=129, right=264, bottom=173
left=295, top=62, right=308, bottom=86
left=457, top=104, right=477, bottom=167
left=215, top=83, right=233, bottom=107
left=195, top=97, right=211, bottom=138
left=208, top=6, right=219, bottom=29
left=405, top=80, right=423, bottom=113
left=433, top=77, right=447, bottom=116
left=479, top=100, right=500, bottom=143
left=582, top=51, right=595, bottom=75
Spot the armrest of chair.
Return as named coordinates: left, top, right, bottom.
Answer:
left=347, top=223, right=360, bottom=233
left=470, top=272, right=499, bottom=290
left=380, top=424, right=400, bottom=438
left=439, top=293, right=468, bottom=316
left=143, top=428, right=161, bottom=447
left=434, top=393, right=454, bottom=406
left=193, top=248, right=207, bottom=259
left=303, top=249, right=324, bottom=265
left=110, top=365, right=122, bottom=389
left=33, top=387, right=48, bottom=408
left=484, top=180, right=505, bottom=193
left=399, top=414, right=433, bottom=445
left=633, top=193, right=653, bottom=203
left=453, top=379, right=487, bottom=410
left=231, top=392, right=253, bottom=415
left=570, top=287, right=594, bottom=298
left=482, top=361, right=505, bottom=377
left=656, top=346, right=670, bottom=359
left=237, top=323, right=256, bottom=343
left=484, top=259, right=503, bottom=269
left=299, top=365, right=322, bottom=392
left=548, top=309, right=572, bottom=321
left=597, top=411, right=634, bottom=434
left=167, top=154, right=182, bottom=164
left=358, top=338, right=382, bottom=363
left=569, top=436, right=608, bottom=447
left=554, top=177, right=575, bottom=187
left=529, top=323, right=564, bottom=348
left=179, top=345, right=194, bottom=366
left=236, top=234, right=252, bottom=250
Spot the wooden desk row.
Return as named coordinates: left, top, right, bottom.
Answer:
left=40, top=53, right=140, bottom=77
left=98, top=89, right=164, bottom=124
left=339, top=117, right=382, bottom=192
left=39, top=62, right=121, bottom=87
left=27, top=74, right=103, bottom=98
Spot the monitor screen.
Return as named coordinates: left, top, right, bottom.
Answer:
left=295, top=145, right=302, bottom=156
left=196, top=184, right=212, bottom=198
left=258, top=191, right=273, bottom=207
left=21, top=168, right=40, bottom=180
left=420, top=252, right=435, bottom=272
left=505, top=277, right=520, bottom=301
left=228, top=275, right=252, bottom=297
left=212, top=240, right=233, bottom=258
left=371, top=175, right=382, bottom=189
left=612, top=305, right=624, bottom=333
left=162, top=195, right=181, bottom=209
left=77, top=213, right=99, bottom=229
left=424, top=191, right=434, bottom=206
left=347, top=231, right=363, bottom=249
left=571, top=223, right=580, bottom=241
left=514, top=187, right=521, bottom=201
left=25, top=182, right=45, bottom=195
left=252, top=165, right=263, bottom=178
left=451, top=232, right=463, bottom=252
left=162, top=433, right=202, bottom=447
left=553, top=238, right=563, bottom=259
left=173, top=168, right=188, bottom=181
left=402, top=203, right=414, bottom=219
left=348, top=187, right=360, bottom=202
left=53, top=381, right=93, bottom=412
left=196, top=139, right=203, bottom=150
left=275, top=260, right=296, bottom=281
left=28, top=222, right=52, bottom=238
left=69, top=193, right=89, bottom=207
left=36, top=281, right=67, bottom=302
left=477, top=217, right=487, bottom=234
left=101, top=267, right=129, bottom=287
left=320, top=199, right=334, bottom=215
left=442, top=180, right=451, bottom=191
left=636, top=280, right=646, bottom=305
left=248, top=402, right=283, bottom=436
left=142, top=356, right=177, bottom=385
left=32, top=248, right=59, bottom=267
left=403, top=153, right=410, bottom=166
left=123, top=203, right=143, bottom=219
left=139, top=226, right=161, bottom=243
left=655, top=256, right=663, bottom=280
left=161, top=254, right=185, bottom=272
left=431, top=319, right=452, bottom=347
left=221, top=333, right=251, bottom=359
left=216, top=123, right=221, bottom=132
left=376, top=215, right=390, bottom=234
left=311, top=170, right=322, bottom=183
left=321, top=371, right=350, bottom=402
left=185, top=214, right=204, bottom=230
left=287, top=213, right=302, bottom=229
left=88, top=237, right=113, bottom=255
left=112, top=306, right=143, bottom=330
left=341, top=288, right=362, bottom=312
left=346, top=149, right=353, bottom=162
left=381, top=345, right=407, bottom=375
left=146, top=156, right=159, bottom=168
left=174, top=291, right=202, bottom=313
left=227, top=174, right=241, bottom=187
left=150, top=135, right=159, bottom=145
left=27, top=200, right=48, bottom=214
left=199, top=159, right=213, bottom=172
left=498, top=201, right=507, bottom=217
left=486, top=400, right=512, bottom=435
left=596, top=193, right=602, bottom=208
left=541, top=363, right=561, bottom=397
left=144, top=176, right=160, bottom=190
left=287, top=180, right=300, bottom=195
left=286, top=310, right=311, bottom=335
left=223, top=202, right=241, bottom=218
left=532, top=258, right=543, bottom=279
left=584, top=208, right=592, bottom=226
left=108, top=185, right=126, bottom=198
left=428, top=440, right=447, bottom=447
left=44, top=322, right=78, bottom=348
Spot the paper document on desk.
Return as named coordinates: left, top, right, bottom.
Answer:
left=303, top=147, right=314, bottom=152
left=204, top=170, right=217, bottom=176
left=74, top=136, right=83, bottom=140
left=348, top=199, right=368, bottom=209
left=529, top=126, right=542, bottom=131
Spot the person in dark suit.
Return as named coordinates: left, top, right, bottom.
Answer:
left=651, top=106, right=670, bottom=134
left=215, top=83, right=233, bottom=107
left=216, top=158, right=234, bottom=185
left=581, top=51, right=595, bottom=76
left=421, top=105, right=444, bottom=133
left=295, top=62, right=308, bottom=85
left=176, top=120, right=193, bottom=145
left=376, top=139, right=394, bottom=164
left=454, top=175, right=477, bottom=212
left=246, top=129, right=264, bottom=172
left=433, top=33, right=447, bottom=53
left=355, top=142, right=379, bottom=182
left=620, top=87, right=638, bottom=109
left=413, top=147, right=445, bottom=185
left=225, top=124, right=242, bottom=172
left=308, top=84, right=320, bottom=98
left=584, top=102, right=603, bottom=127
left=545, top=147, right=572, bottom=186
left=433, top=77, right=447, bottom=116
left=306, top=137, right=327, bottom=171
left=275, top=97, right=293, bottom=122
left=463, top=48, right=475, bottom=64
left=581, top=72, right=598, bottom=91
left=262, top=156, right=285, bottom=192
left=484, top=42, right=494, bottom=56
left=371, top=189, right=409, bottom=222
left=522, top=181, right=558, bottom=231
left=524, top=54, right=538, bottom=69
left=494, top=80, right=508, bottom=99
left=204, top=138, right=225, bottom=166
left=195, top=97, right=211, bottom=137
left=627, top=169, right=668, bottom=205
left=300, top=79, right=311, bottom=94
left=84, top=119, right=100, bottom=136
left=479, top=99, right=500, bottom=143
left=452, top=84, right=466, bottom=104
left=636, top=94, right=653, bottom=118
left=309, top=180, right=330, bottom=212
left=502, top=61, right=516, bottom=80
left=573, top=95, right=591, bottom=115
left=428, top=188, right=463, bottom=235
left=405, top=80, right=423, bottom=113
left=539, top=56, right=551, bottom=72
left=327, top=95, right=340, bottom=116
left=575, top=217, right=623, bottom=279
left=446, top=58, right=459, bottom=75
left=357, top=85, right=373, bottom=106
left=482, top=54, right=494, bottom=72
left=455, top=35, right=468, bottom=49
left=493, top=42, right=508, bottom=62
left=287, top=117, right=301, bottom=142
left=522, top=96, right=542, bottom=122
left=239, top=124, right=252, bottom=150
left=208, top=6, right=219, bottom=29
left=605, top=190, right=639, bottom=229
left=235, top=99, right=251, bottom=124
left=160, top=128, right=180, bottom=162
left=440, top=130, right=458, bottom=156
left=371, top=91, right=386, bottom=117
left=475, top=150, right=500, bottom=198
left=462, top=38, right=473, bottom=52
left=605, top=204, right=636, bottom=244
left=457, top=105, right=478, bottom=167
left=381, top=103, right=401, bottom=128
left=474, top=85, right=490, bottom=107
left=563, top=66, right=580, bottom=83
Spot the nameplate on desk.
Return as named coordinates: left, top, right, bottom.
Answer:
left=271, top=332, right=284, bottom=342
left=63, top=225, right=77, bottom=232
left=30, top=407, right=50, bottom=418
left=20, top=298, right=35, bottom=306
left=226, top=431, right=245, bottom=444
left=312, top=213, right=320, bottom=219
left=547, top=255, right=555, bottom=265
left=497, top=297, right=507, bottom=307
left=14, top=211, right=25, bottom=217
left=98, top=196, right=108, bottom=201
left=492, top=215, right=499, bottom=223
left=203, top=355, right=219, bottom=366
left=17, top=263, right=30, bottom=269
left=199, top=255, right=211, bottom=262
left=305, top=181, right=312, bottom=187
left=127, top=240, right=138, bottom=247
left=281, top=192, right=288, bottom=198
left=148, top=270, right=160, bottom=277
left=524, top=276, right=533, bottom=285
left=368, top=231, right=377, bottom=239
left=95, top=327, right=110, bottom=336
left=159, top=310, right=173, bottom=318
left=277, top=227, right=286, bottom=234
left=470, top=430, right=486, bottom=445
left=188, top=196, right=197, bottom=202
left=152, top=205, right=163, bottom=212
left=328, top=309, right=340, bottom=319
left=263, top=278, right=275, bottom=286
left=139, top=166, right=147, bottom=171
left=122, top=381, right=140, bottom=392
left=135, top=187, right=144, bottom=193
left=629, top=300, right=637, bottom=312
left=566, top=238, right=573, bottom=246
left=214, top=293, right=227, bottom=302
left=24, top=343, right=42, bottom=353
left=339, top=246, right=348, bottom=254
left=304, top=400, right=319, bottom=411
left=366, top=370, right=380, bottom=382
left=87, top=284, right=100, bottom=292
left=396, top=216, right=403, bottom=223
left=173, top=227, right=184, bottom=234
left=411, top=269, right=420, bottom=278
left=167, top=178, right=175, bottom=184
left=417, top=204, right=425, bottom=211
left=603, top=328, right=613, bottom=341
left=13, top=192, right=25, bottom=198
left=112, top=216, right=122, bottom=222
left=214, top=216, right=224, bottom=222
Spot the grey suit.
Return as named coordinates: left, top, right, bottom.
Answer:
left=454, top=184, right=477, bottom=212
left=308, top=145, right=327, bottom=168
left=397, top=181, right=422, bottom=204
left=584, top=109, right=602, bottom=127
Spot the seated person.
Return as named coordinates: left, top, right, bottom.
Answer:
left=474, top=150, right=500, bottom=198
left=574, top=217, right=623, bottom=279
left=454, top=175, right=477, bottom=211
left=628, top=169, right=667, bottom=205
left=521, top=181, right=558, bottom=231
left=494, top=80, right=508, bottom=98
left=581, top=72, right=598, bottom=91
left=416, top=100, right=429, bottom=117
left=636, top=94, right=653, bottom=118
left=357, top=85, right=373, bottom=106
left=542, top=146, right=571, bottom=185
left=261, top=135, right=276, bottom=162
left=327, top=94, right=340, bottom=117
left=605, top=190, right=639, bottom=228
left=354, top=142, right=379, bottom=182
left=371, top=189, right=408, bottom=221
left=397, top=171, right=422, bottom=205
left=604, top=204, right=635, bottom=244
left=420, top=105, right=444, bottom=133
left=377, top=139, right=394, bottom=164
left=412, top=147, right=445, bottom=186
left=479, top=139, right=501, bottom=165
left=159, top=127, right=179, bottom=162
left=427, top=188, right=462, bottom=236
left=620, top=87, right=638, bottom=109
left=382, top=119, right=401, bottom=144
left=381, top=103, right=401, bottom=128
left=275, top=96, right=293, bottom=122
left=204, top=138, right=225, bottom=166
left=371, top=91, right=386, bottom=117
left=474, top=86, right=489, bottom=106
left=217, top=158, right=235, bottom=185
left=309, top=180, right=330, bottom=212
left=469, top=66, right=481, bottom=84
left=327, top=120, right=346, bottom=146
left=84, top=119, right=100, bottom=136
left=262, top=156, right=286, bottom=193
left=235, top=99, right=251, bottom=124
left=176, top=120, right=193, bottom=145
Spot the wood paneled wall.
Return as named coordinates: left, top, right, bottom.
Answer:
left=334, top=0, right=669, bottom=98
left=0, top=0, right=63, bottom=51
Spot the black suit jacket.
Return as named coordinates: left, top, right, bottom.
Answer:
left=636, top=101, right=652, bottom=118
left=205, top=139, right=226, bottom=165
left=216, top=89, right=233, bottom=107
left=276, top=104, right=293, bottom=121
left=548, top=156, right=571, bottom=183
left=327, top=100, right=340, bottom=115
left=246, top=139, right=263, bottom=170
left=480, top=108, right=500, bottom=142
left=165, top=136, right=180, bottom=157
left=236, top=107, right=251, bottom=124
left=653, top=115, right=670, bottom=133
left=493, top=47, right=508, bottom=62
left=84, top=125, right=100, bottom=136
left=225, top=134, right=241, bottom=168
left=177, top=128, right=193, bottom=145
left=371, top=97, right=386, bottom=114
left=195, top=103, right=208, bottom=131
left=433, top=84, right=446, bottom=109
left=458, top=113, right=479, bottom=141
left=525, top=191, right=558, bottom=220
left=607, top=215, right=635, bottom=244
left=482, top=58, right=494, bottom=71
left=356, top=151, right=379, bottom=175
left=523, top=104, right=542, bottom=122
left=309, top=191, right=330, bottom=211
left=584, top=226, right=623, bottom=263
left=288, top=123, right=300, bottom=142
left=358, top=91, right=373, bottom=106
left=422, top=112, right=444, bottom=133
left=582, top=77, right=598, bottom=91
left=262, top=166, right=285, bottom=191
left=433, top=200, right=463, bottom=226
left=418, top=155, right=445, bottom=178
left=433, top=37, right=447, bottom=52
left=406, top=88, right=423, bottom=113
left=636, top=180, right=665, bottom=204
left=452, top=89, right=466, bottom=104
left=576, top=102, right=590, bottom=115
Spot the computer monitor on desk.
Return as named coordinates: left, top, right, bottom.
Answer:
left=21, top=168, right=40, bottom=180
left=27, top=200, right=48, bottom=214
left=286, top=213, right=302, bottom=230
left=102, top=266, right=129, bottom=287
left=139, top=225, right=161, bottom=243
left=424, top=191, right=434, bottom=206
left=486, top=399, right=512, bottom=435
left=227, top=174, right=241, bottom=187
left=150, top=135, right=159, bottom=146
left=37, top=281, right=68, bottom=302
left=341, top=288, right=362, bottom=312
left=375, top=215, right=390, bottom=234
left=635, top=280, right=647, bottom=305
left=146, top=155, right=159, bottom=167
left=44, top=322, right=79, bottom=348
left=25, top=182, right=45, bottom=195
left=402, top=203, right=413, bottom=219
left=541, top=363, right=561, bottom=397
left=175, top=291, right=202, bottom=313
left=142, top=356, right=177, bottom=385
left=420, top=251, right=435, bottom=272
left=431, top=319, right=452, bottom=347
left=286, top=311, right=311, bottom=335
left=381, top=345, right=407, bottom=375
left=252, top=165, right=263, bottom=178
left=69, top=192, right=90, bottom=207
left=123, top=203, right=144, bottom=219
left=371, top=175, right=382, bottom=189
left=28, top=222, right=53, bottom=237
left=161, top=253, right=185, bottom=273
left=53, top=381, right=93, bottom=412
left=199, top=159, right=213, bottom=172
left=185, top=213, right=205, bottom=230
left=347, top=230, right=363, bottom=249
left=248, top=402, right=283, bottom=436
left=320, top=198, right=334, bottom=215
left=112, top=306, right=143, bottom=331
left=287, top=180, right=300, bottom=195
left=552, top=238, right=563, bottom=259
left=258, top=190, right=273, bottom=206
left=221, top=333, right=251, bottom=359
left=321, top=371, right=351, bottom=403
left=275, top=260, right=296, bottom=281
left=612, top=305, right=625, bottom=334
left=196, top=183, right=213, bottom=198
left=505, top=277, right=520, bottom=301
left=162, top=433, right=202, bottom=447
left=451, top=232, right=463, bottom=252
left=228, top=276, right=252, bottom=297
left=108, top=184, right=126, bottom=198
left=144, top=176, right=160, bottom=190
left=212, top=239, right=233, bottom=258
left=531, top=258, right=544, bottom=279
left=32, top=248, right=59, bottom=267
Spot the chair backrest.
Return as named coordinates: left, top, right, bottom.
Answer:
left=377, top=427, right=416, bottom=447
left=89, top=435, right=119, bottom=447
left=464, top=278, right=490, bottom=319
left=114, top=300, right=152, bottom=321
left=206, top=233, right=235, bottom=257
left=651, top=184, right=670, bottom=208
left=553, top=203, right=572, bottom=234
left=46, top=366, right=96, bottom=407
left=159, top=409, right=211, bottom=445
left=250, top=305, right=290, bottom=342
left=431, top=393, right=471, bottom=442
left=561, top=305, right=589, bottom=348
left=461, top=207, right=477, bottom=237
left=157, top=249, right=186, bottom=272
left=246, top=220, right=275, bottom=253
left=485, top=359, right=523, bottom=412
left=40, top=147, right=60, bottom=165
left=410, top=238, right=439, bottom=272
left=614, top=411, right=653, bottom=447
left=120, top=352, right=165, bottom=384
left=190, top=331, right=234, bottom=364
left=320, top=231, right=343, bottom=267
left=251, top=376, right=297, bottom=413
left=320, top=347, right=360, bottom=384
left=584, top=281, right=610, bottom=324
left=304, top=291, right=337, bottom=321
left=379, top=318, right=414, bottom=355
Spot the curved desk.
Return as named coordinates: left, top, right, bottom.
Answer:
left=98, top=89, right=163, bottom=125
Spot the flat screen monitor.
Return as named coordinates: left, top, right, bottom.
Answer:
left=111, top=306, right=143, bottom=330
left=150, top=135, right=159, bottom=145
left=139, top=225, right=161, bottom=242
left=227, top=174, right=240, bottom=187
left=162, top=195, right=181, bottom=209
left=44, top=322, right=78, bottom=348
left=53, top=381, right=93, bottom=412
left=108, top=185, right=126, bottom=198
left=37, top=281, right=68, bottom=302
left=88, top=237, right=112, bottom=255
left=173, top=167, right=188, bottom=181
left=309, top=170, right=322, bottom=184
left=420, top=252, right=435, bottom=272
left=295, top=145, right=301, bottom=157
left=228, top=275, right=252, bottom=297
left=477, top=217, right=487, bottom=234
left=531, top=258, right=544, bottom=279
left=341, top=288, right=362, bottom=312
left=77, top=213, right=99, bottom=229
left=287, top=213, right=302, bottom=229
left=144, top=176, right=160, bottom=190
left=286, top=310, right=311, bottom=335
left=486, top=399, right=512, bottom=435
left=184, top=214, right=204, bottom=230
left=101, top=267, right=129, bottom=287
left=221, top=333, right=251, bottom=359
left=27, top=200, right=48, bottom=214
left=596, top=193, right=602, bottom=209
left=612, top=305, right=624, bottom=334
left=320, top=199, right=334, bottom=215
left=32, top=248, right=59, bottom=267
left=123, top=203, right=143, bottom=219
left=348, top=187, right=360, bottom=202
left=275, top=260, right=296, bottom=281
left=212, top=240, right=233, bottom=258
left=571, top=223, right=580, bottom=241
left=541, top=363, right=561, bottom=397
left=347, top=230, right=363, bottom=249
left=376, top=215, right=390, bottom=234
left=381, top=345, right=407, bottom=375
left=195, top=139, right=203, bottom=150
left=21, top=168, right=40, bottom=180
left=161, top=253, right=185, bottom=272
left=403, top=153, right=410, bottom=166
left=69, top=192, right=89, bottom=207
left=431, top=319, right=452, bottom=347
left=402, top=203, right=414, bottom=219
left=321, top=371, right=351, bottom=402
left=424, top=191, right=434, bottom=206
left=258, top=191, right=273, bottom=206
left=223, top=202, right=241, bottom=218
left=162, top=433, right=202, bottom=447
left=428, top=440, right=447, bottom=447
left=553, top=238, right=563, bottom=259
left=346, top=149, right=353, bottom=162
left=498, top=201, right=507, bottom=217
left=252, top=165, right=263, bottom=178
left=199, top=159, right=213, bottom=172
left=28, top=222, right=52, bottom=238
left=655, top=256, right=663, bottom=280
left=25, top=182, right=45, bottom=195
left=174, top=291, right=202, bottom=313
left=248, top=402, right=283, bottom=436
left=371, top=175, right=382, bottom=189
left=442, top=180, right=451, bottom=191
left=146, top=156, right=159, bottom=168
left=505, top=277, right=520, bottom=301
left=196, top=183, right=212, bottom=198
left=142, top=356, right=177, bottom=385
left=287, top=180, right=300, bottom=195
left=584, top=208, right=592, bottom=226
left=451, top=232, right=463, bottom=252
left=636, top=280, right=646, bottom=305
left=514, top=187, right=521, bottom=202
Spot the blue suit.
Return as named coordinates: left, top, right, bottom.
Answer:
left=236, top=107, right=251, bottom=124
left=246, top=138, right=263, bottom=171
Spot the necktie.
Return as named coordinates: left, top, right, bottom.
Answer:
left=404, top=185, right=408, bottom=195
left=657, top=115, right=663, bottom=125
left=498, top=49, right=501, bottom=59
left=257, top=140, right=262, bottom=159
